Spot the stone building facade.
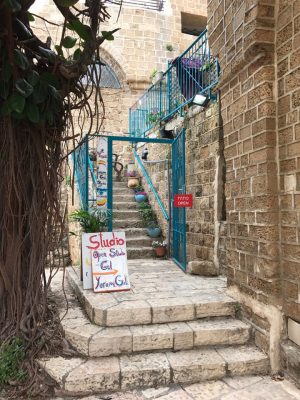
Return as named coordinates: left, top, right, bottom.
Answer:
left=205, top=0, right=300, bottom=376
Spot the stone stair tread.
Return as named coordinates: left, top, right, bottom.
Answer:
left=66, top=267, right=236, bottom=327
left=38, top=345, right=269, bottom=395
left=61, top=307, right=251, bottom=356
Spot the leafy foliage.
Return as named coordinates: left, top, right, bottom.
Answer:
left=0, top=338, right=27, bottom=385
left=138, top=201, right=157, bottom=227
left=70, top=208, right=111, bottom=233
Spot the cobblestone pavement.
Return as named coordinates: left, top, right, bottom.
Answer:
left=52, top=375, right=300, bottom=400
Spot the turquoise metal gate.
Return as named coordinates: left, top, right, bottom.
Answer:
left=172, top=129, right=186, bottom=270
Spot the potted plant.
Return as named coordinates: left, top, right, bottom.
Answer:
left=147, top=221, right=162, bottom=238
left=152, top=240, right=167, bottom=257
left=138, top=202, right=161, bottom=237
left=69, top=208, right=110, bottom=233
left=133, top=185, right=148, bottom=202
left=150, top=69, right=164, bottom=85
left=125, top=170, right=140, bottom=188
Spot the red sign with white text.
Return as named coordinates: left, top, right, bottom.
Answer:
left=174, top=194, right=193, bottom=208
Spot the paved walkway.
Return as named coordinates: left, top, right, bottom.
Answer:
left=53, top=375, right=300, bottom=399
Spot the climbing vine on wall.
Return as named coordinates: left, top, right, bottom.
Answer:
left=0, top=0, right=118, bottom=396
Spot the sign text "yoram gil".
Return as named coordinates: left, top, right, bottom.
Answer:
left=90, top=232, right=130, bottom=293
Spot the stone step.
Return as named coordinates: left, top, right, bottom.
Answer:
left=113, top=227, right=148, bottom=237
left=62, top=307, right=251, bottom=357
left=114, top=201, right=138, bottom=210
left=127, top=247, right=153, bottom=259
left=126, top=236, right=153, bottom=248
left=39, top=345, right=269, bottom=396
left=114, top=219, right=143, bottom=229
left=113, top=209, right=140, bottom=219
left=67, top=267, right=237, bottom=327
left=114, top=194, right=135, bottom=202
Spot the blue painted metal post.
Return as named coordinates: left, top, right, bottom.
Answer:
left=107, top=137, right=113, bottom=231
left=84, top=138, right=89, bottom=211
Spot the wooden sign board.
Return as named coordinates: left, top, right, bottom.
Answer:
left=174, top=194, right=193, bottom=208
left=91, top=232, right=130, bottom=293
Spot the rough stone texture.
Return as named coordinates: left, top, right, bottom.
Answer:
left=38, top=357, right=83, bottom=385
left=130, top=324, right=173, bottom=352
left=187, top=261, right=218, bottom=276
left=217, top=345, right=270, bottom=375
left=188, top=318, right=250, bottom=346
left=48, top=375, right=300, bottom=399
left=65, top=357, right=120, bottom=394
left=168, top=322, right=194, bottom=350
left=66, top=263, right=237, bottom=328
left=120, top=353, right=171, bottom=390
left=167, top=348, right=226, bottom=384
left=281, top=341, right=300, bottom=387
left=89, top=326, right=132, bottom=357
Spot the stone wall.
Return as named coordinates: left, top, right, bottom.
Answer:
left=276, top=1, right=300, bottom=324
left=136, top=101, right=224, bottom=274
left=207, top=0, right=300, bottom=372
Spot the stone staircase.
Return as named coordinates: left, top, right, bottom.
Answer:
left=113, top=179, right=155, bottom=259
left=41, top=261, right=270, bottom=397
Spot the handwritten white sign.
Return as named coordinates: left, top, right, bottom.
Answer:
left=91, top=232, right=130, bottom=293
left=82, top=232, right=95, bottom=289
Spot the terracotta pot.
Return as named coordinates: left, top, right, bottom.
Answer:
left=154, top=246, right=167, bottom=257
left=127, top=177, right=140, bottom=188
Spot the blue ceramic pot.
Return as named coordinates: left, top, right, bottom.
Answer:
left=135, top=194, right=146, bottom=202
left=147, top=227, right=161, bottom=238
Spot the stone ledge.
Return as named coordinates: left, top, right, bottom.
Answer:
left=281, top=340, right=300, bottom=387
left=66, top=266, right=236, bottom=327
left=38, top=345, right=270, bottom=396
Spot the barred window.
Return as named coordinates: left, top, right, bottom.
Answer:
left=81, top=61, right=121, bottom=89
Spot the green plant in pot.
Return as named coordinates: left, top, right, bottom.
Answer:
left=152, top=240, right=167, bottom=257
left=69, top=208, right=111, bottom=233
left=138, top=202, right=161, bottom=237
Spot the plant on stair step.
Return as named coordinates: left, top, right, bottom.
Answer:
left=133, top=185, right=148, bottom=202
left=69, top=208, right=111, bottom=233
left=138, top=202, right=161, bottom=237
left=152, top=240, right=167, bottom=257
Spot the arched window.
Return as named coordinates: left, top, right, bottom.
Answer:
left=81, top=60, right=121, bottom=89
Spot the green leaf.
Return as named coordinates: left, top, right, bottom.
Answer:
left=38, top=46, right=56, bottom=63
left=15, top=79, right=33, bottom=98
left=61, top=36, right=77, bottom=49
left=40, top=72, right=60, bottom=89
left=5, top=0, right=21, bottom=12
left=56, top=0, right=79, bottom=6
left=27, top=12, right=35, bottom=22
left=55, top=45, right=64, bottom=57
left=66, top=20, right=91, bottom=41
left=9, top=93, right=25, bottom=113
left=73, top=48, right=82, bottom=61
left=101, top=31, right=115, bottom=41
left=13, top=49, right=29, bottom=70
left=26, top=102, right=40, bottom=123
left=27, top=70, right=39, bottom=87
left=32, top=82, right=48, bottom=104
left=15, top=19, right=32, bottom=39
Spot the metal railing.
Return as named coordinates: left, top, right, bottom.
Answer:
left=133, top=149, right=169, bottom=221
left=129, top=29, right=219, bottom=137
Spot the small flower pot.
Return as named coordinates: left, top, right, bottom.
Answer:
left=147, top=227, right=161, bottom=238
left=135, top=194, right=146, bottom=202
left=154, top=246, right=167, bottom=257
left=128, top=177, right=140, bottom=188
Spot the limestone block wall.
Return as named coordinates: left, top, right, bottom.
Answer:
left=276, top=2, right=300, bottom=324
left=207, top=0, right=300, bottom=371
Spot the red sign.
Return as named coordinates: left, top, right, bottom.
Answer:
left=174, top=194, right=193, bottom=208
